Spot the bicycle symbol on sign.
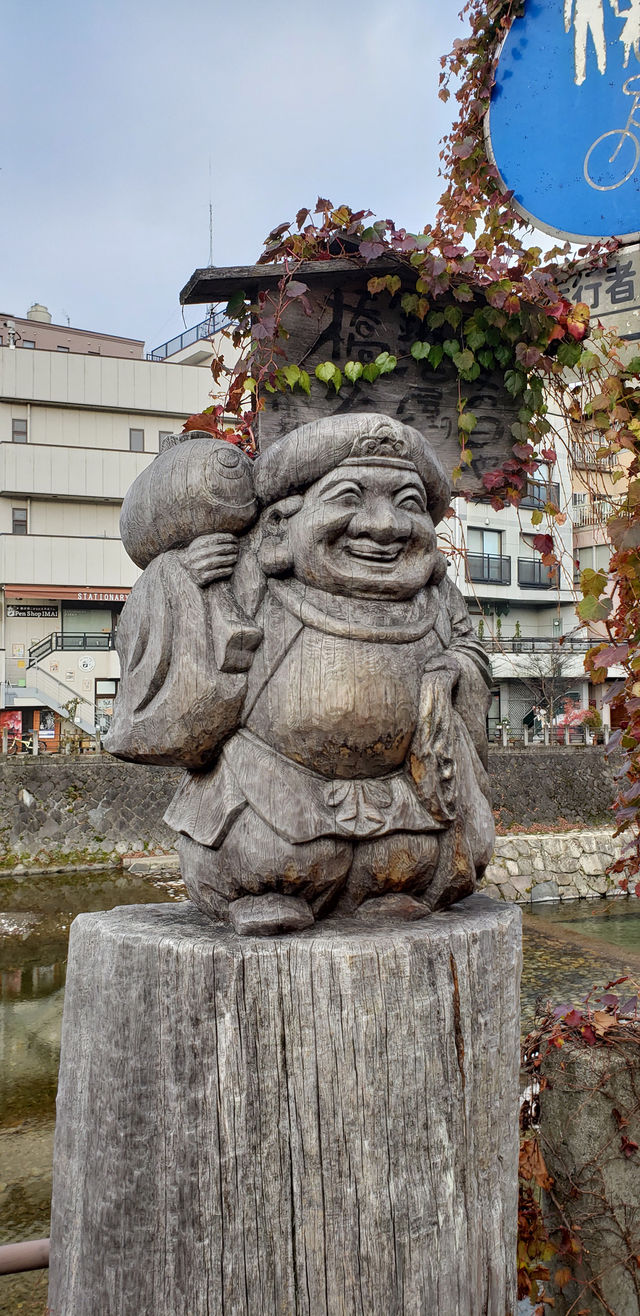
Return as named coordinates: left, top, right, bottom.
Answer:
left=584, top=73, right=640, bottom=189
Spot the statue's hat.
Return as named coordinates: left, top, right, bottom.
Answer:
left=254, top=413, right=451, bottom=525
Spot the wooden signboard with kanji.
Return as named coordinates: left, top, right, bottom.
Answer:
left=181, top=259, right=520, bottom=495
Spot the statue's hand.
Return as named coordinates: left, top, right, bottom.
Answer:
left=178, top=533, right=239, bottom=586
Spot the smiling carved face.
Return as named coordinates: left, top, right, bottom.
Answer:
left=285, top=461, right=439, bottom=600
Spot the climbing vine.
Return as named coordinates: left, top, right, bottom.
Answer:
left=186, top=0, right=640, bottom=879
left=520, top=981, right=640, bottom=1312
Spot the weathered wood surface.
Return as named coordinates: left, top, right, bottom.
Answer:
left=105, top=413, right=495, bottom=930
left=179, top=259, right=520, bottom=492
left=49, top=894, right=521, bottom=1315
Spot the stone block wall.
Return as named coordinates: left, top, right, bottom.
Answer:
left=489, top=746, right=618, bottom=831
left=0, top=756, right=181, bottom=872
left=0, top=746, right=621, bottom=882
left=480, top=830, right=623, bottom=903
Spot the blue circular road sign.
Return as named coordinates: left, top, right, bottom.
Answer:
left=486, top=0, right=640, bottom=241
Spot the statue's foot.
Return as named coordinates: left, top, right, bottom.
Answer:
left=229, top=893, right=315, bottom=937
left=355, top=893, right=429, bottom=922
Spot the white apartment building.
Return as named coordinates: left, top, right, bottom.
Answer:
left=445, top=419, right=592, bottom=738
left=0, top=307, right=213, bottom=745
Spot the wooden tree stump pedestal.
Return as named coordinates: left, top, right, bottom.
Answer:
left=49, top=895, right=521, bottom=1316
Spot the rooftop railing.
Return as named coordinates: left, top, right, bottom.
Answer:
left=147, top=313, right=228, bottom=361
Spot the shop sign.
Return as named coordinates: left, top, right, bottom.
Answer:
left=6, top=605, right=59, bottom=618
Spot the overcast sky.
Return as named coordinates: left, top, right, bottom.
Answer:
left=2, top=1, right=469, bottom=351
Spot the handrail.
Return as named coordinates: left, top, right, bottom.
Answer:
left=0, top=1238, right=49, bottom=1274
left=28, top=631, right=116, bottom=666
left=147, top=312, right=229, bottom=361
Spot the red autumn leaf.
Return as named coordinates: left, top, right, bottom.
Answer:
left=533, top=534, right=554, bottom=556
left=182, top=411, right=222, bottom=435
left=284, top=280, right=309, bottom=299
left=621, top=1135, right=639, bottom=1157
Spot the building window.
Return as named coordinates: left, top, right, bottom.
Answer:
left=22, top=340, right=35, bottom=349
left=11, top=418, right=27, bottom=443
left=466, top=528, right=510, bottom=585
left=57, top=345, right=69, bottom=352
left=129, top=428, right=144, bottom=452
left=12, top=508, right=27, bottom=535
left=87, top=350, right=100, bottom=356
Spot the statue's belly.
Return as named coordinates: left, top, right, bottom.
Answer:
left=246, top=631, right=421, bottom=777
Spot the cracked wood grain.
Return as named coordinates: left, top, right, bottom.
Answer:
left=49, top=894, right=521, bottom=1316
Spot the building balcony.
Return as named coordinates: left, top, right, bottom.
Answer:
left=482, top=635, right=590, bottom=653
left=572, top=442, right=617, bottom=471
left=466, top=553, right=511, bottom=585
left=0, top=442, right=152, bottom=502
left=520, top=479, right=561, bottom=510
left=572, top=498, right=623, bottom=528
left=517, top=558, right=561, bottom=589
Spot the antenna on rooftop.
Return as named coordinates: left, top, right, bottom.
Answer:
left=207, top=159, right=214, bottom=330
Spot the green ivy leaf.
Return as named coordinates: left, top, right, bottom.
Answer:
left=556, top=341, right=582, bottom=367
left=283, top=364, right=301, bottom=389
left=504, top=369, right=526, bottom=397
left=466, top=329, right=486, bottom=351
left=429, top=344, right=444, bottom=368
left=411, top=340, right=431, bottom=360
left=494, top=344, right=512, bottom=368
left=225, top=289, right=246, bottom=317
left=477, top=349, right=495, bottom=369
left=531, top=509, right=543, bottom=526
left=443, top=338, right=460, bottom=358
left=580, top=568, right=608, bottom=597
left=625, top=356, right=640, bottom=375
left=375, top=352, right=397, bottom=374
left=362, top=362, right=380, bottom=383
left=428, top=311, right=445, bottom=329
left=579, top=349, right=600, bottom=371
left=458, top=411, right=477, bottom=434
left=445, top=305, right=462, bottom=328
left=453, top=349, right=475, bottom=373
left=577, top=593, right=613, bottom=622
left=344, top=360, right=364, bottom=383
left=298, top=369, right=311, bottom=395
left=315, top=362, right=342, bottom=392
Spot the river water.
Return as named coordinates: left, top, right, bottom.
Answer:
left=1, top=872, right=639, bottom=1315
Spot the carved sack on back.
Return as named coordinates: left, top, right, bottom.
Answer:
left=105, top=414, right=494, bottom=935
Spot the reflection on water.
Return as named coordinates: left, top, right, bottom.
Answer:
left=1, top=878, right=639, bottom=1315
left=0, top=868, right=184, bottom=1316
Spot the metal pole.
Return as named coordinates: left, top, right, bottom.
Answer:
left=1, top=727, right=7, bottom=755
left=523, top=724, right=529, bottom=747
left=0, top=1238, right=49, bottom=1274
left=32, top=729, right=38, bottom=756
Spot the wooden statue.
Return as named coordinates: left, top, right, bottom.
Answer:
left=105, top=413, right=494, bottom=935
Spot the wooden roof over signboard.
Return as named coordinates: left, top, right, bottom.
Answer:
left=180, top=257, right=409, bottom=306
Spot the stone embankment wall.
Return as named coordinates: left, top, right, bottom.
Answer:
left=0, top=748, right=622, bottom=900
left=0, top=756, right=180, bottom=872
left=480, top=830, right=623, bottom=904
